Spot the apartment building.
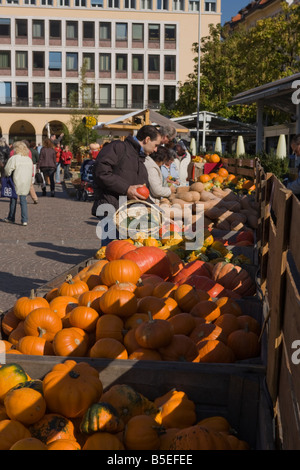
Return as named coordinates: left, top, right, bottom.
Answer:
left=224, top=0, right=299, bottom=32
left=0, top=0, right=221, bottom=143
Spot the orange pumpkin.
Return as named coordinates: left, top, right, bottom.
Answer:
left=29, top=413, right=77, bottom=445
left=105, top=240, right=136, bottom=261
left=154, top=390, right=196, bottom=429
left=52, top=326, right=89, bottom=357
left=4, top=387, right=46, bottom=425
left=0, top=419, right=31, bottom=450
left=189, top=322, right=223, bottom=344
left=23, top=308, right=62, bottom=341
left=10, top=437, right=48, bottom=450
left=159, top=334, right=199, bottom=362
left=58, top=275, right=89, bottom=298
left=17, top=335, right=54, bottom=356
left=49, top=295, right=79, bottom=319
left=209, top=154, right=220, bottom=163
left=100, top=259, right=141, bottom=287
left=167, top=313, right=196, bottom=336
left=47, top=439, right=81, bottom=450
left=89, top=337, right=128, bottom=360
left=123, top=328, right=140, bottom=354
left=42, top=360, right=103, bottom=418
left=152, top=281, right=177, bottom=299
left=124, top=313, right=148, bottom=331
left=129, top=348, right=162, bottom=361
left=78, top=290, right=106, bottom=312
left=190, top=300, right=221, bottom=322
left=174, top=284, right=210, bottom=312
left=195, top=339, right=235, bottom=363
left=68, top=305, right=99, bottom=332
left=227, top=327, right=260, bottom=360
left=214, top=313, right=239, bottom=341
left=95, top=314, right=125, bottom=342
left=13, top=290, right=50, bottom=321
left=82, top=432, right=124, bottom=450
left=215, top=297, right=242, bottom=317
left=137, top=296, right=170, bottom=320
left=199, top=174, right=211, bottom=183
left=134, top=313, right=174, bottom=350
left=99, top=289, right=138, bottom=318
left=124, top=415, right=162, bottom=450
left=1, top=309, right=20, bottom=336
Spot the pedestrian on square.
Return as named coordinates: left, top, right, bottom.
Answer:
left=61, top=145, right=73, bottom=180
left=0, top=137, right=10, bottom=177
left=38, top=138, right=57, bottom=197
left=144, top=145, right=176, bottom=204
left=174, top=141, right=191, bottom=187
left=159, top=125, right=177, bottom=146
left=3, top=140, right=33, bottom=226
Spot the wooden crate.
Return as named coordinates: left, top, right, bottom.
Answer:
left=221, top=157, right=256, bottom=179
left=2, top=355, right=274, bottom=450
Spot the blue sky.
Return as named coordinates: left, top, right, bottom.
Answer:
left=221, top=0, right=250, bottom=24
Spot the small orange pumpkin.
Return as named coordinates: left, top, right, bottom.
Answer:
left=89, top=338, right=128, bottom=360
left=13, top=290, right=50, bottom=321
left=23, top=308, right=62, bottom=341
left=4, top=387, right=47, bottom=425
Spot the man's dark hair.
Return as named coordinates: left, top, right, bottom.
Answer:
left=150, top=145, right=171, bottom=164
left=136, top=125, right=161, bottom=141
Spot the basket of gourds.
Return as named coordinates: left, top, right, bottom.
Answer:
left=114, top=200, right=164, bottom=240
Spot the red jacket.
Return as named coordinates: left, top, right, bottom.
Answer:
left=61, top=151, right=73, bottom=165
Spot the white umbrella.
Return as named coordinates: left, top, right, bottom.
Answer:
left=190, top=138, right=196, bottom=156
left=276, top=134, right=287, bottom=159
left=236, top=135, right=245, bottom=157
left=214, top=137, right=222, bottom=154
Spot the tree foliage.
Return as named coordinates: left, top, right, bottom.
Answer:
left=174, top=2, right=300, bottom=123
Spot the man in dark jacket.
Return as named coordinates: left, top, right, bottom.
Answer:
left=92, top=125, right=162, bottom=216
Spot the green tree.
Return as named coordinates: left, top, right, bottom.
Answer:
left=175, top=2, right=300, bottom=123
left=67, top=61, right=99, bottom=154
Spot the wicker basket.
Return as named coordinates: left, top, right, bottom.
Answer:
left=114, top=200, right=164, bottom=239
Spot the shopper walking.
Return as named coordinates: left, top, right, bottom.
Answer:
left=3, top=141, right=33, bottom=226
left=37, top=138, right=57, bottom=197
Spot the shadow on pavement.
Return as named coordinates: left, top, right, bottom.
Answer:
left=27, top=242, right=96, bottom=264
left=0, top=271, right=45, bottom=296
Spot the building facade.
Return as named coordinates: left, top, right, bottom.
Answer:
left=0, top=0, right=221, bottom=143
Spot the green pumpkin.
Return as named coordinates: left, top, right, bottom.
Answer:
left=0, top=363, right=28, bottom=402
left=80, top=402, right=124, bottom=434
left=10, top=379, right=44, bottom=396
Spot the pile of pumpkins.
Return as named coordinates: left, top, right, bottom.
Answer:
left=160, top=166, right=258, bottom=233
left=1, top=240, right=260, bottom=364
left=0, top=360, right=250, bottom=450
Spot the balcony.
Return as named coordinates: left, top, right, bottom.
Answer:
left=0, top=98, right=162, bottom=110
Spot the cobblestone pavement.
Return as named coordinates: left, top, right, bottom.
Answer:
left=0, top=182, right=101, bottom=313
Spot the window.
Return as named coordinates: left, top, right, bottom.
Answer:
left=32, top=20, right=44, bottom=39
left=148, top=85, right=159, bottom=106
left=0, top=51, right=10, bottom=68
left=100, top=22, right=111, bottom=40
left=83, top=53, right=95, bottom=71
left=157, top=0, right=168, bottom=9
left=0, top=82, right=11, bottom=105
left=41, top=0, right=53, bottom=4
left=124, top=0, right=136, bottom=8
left=16, top=82, right=28, bottom=105
left=6, top=0, right=19, bottom=3
left=148, top=24, right=160, bottom=41
left=164, top=55, right=176, bottom=72
left=91, top=0, right=103, bottom=6
left=148, top=55, right=160, bottom=72
left=132, top=85, right=144, bottom=107
left=140, top=0, right=152, bottom=8
left=0, top=19, right=10, bottom=37
left=164, top=85, right=176, bottom=106
left=33, top=83, right=45, bottom=106
left=116, top=23, right=127, bottom=41
left=189, top=0, right=199, bottom=11
left=16, top=51, right=28, bottom=69
left=132, top=24, right=143, bottom=41
left=132, top=54, right=143, bottom=72
left=24, top=0, right=36, bottom=4
left=99, top=53, right=111, bottom=72
left=107, top=0, right=119, bottom=6
left=66, top=21, right=78, bottom=40
left=172, top=0, right=184, bottom=10
left=58, top=0, right=70, bottom=5
left=99, top=84, right=111, bottom=107
left=50, top=20, right=61, bottom=39
left=205, top=0, right=216, bottom=12
left=115, top=85, right=127, bottom=108
left=165, top=25, right=176, bottom=41
left=33, top=51, right=44, bottom=69
left=75, top=0, right=86, bottom=5
left=66, top=52, right=78, bottom=71
left=83, top=22, right=94, bottom=40
left=49, top=52, right=62, bottom=70
left=66, top=83, right=78, bottom=106
left=16, top=19, right=27, bottom=38
left=116, top=54, right=127, bottom=72
left=49, top=83, right=62, bottom=106
left=83, top=84, right=94, bottom=105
